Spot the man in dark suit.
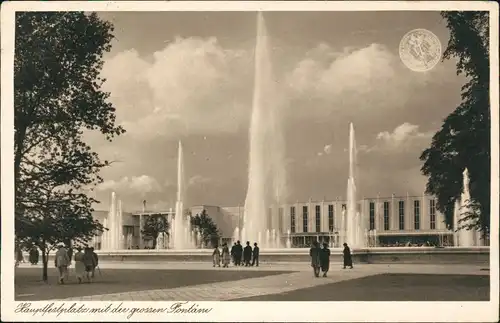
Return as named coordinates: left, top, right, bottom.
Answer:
left=251, top=242, right=260, bottom=267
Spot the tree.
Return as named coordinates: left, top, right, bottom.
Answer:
left=141, top=214, right=169, bottom=249
left=191, top=209, right=221, bottom=247
left=420, top=12, right=490, bottom=236
left=14, top=12, right=125, bottom=281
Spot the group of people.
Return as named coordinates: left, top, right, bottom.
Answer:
left=54, top=244, right=99, bottom=284
left=16, top=245, right=42, bottom=266
left=309, top=242, right=354, bottom=277
left=212, top=240, right=260, bottom=268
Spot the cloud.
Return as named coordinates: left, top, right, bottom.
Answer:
left=285, top=43, right=435, bottom=120
left=97, top=175, right=162, bottom=193
left=100, top=37, right=252, bottom=141
left=91, top=35, right=459, bottom=209
left=356, top=123, right=433, bottom=173
left=372, top=122, right=432, bottom=151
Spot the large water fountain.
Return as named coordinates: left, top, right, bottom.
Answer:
left=237, top=12, right=287, bottom=249
left=89, top=12, right=488, bottom=264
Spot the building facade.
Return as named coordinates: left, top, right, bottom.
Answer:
left=90, top=194, right=456, bottom=249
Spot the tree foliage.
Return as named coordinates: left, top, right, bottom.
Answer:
left=141, top=214, right=169, bottom=249
left=14, top=12, right=124, bottom=281
left=420, top=11, right=490, bottom=234
left=191, top=209, right=220, bottom=247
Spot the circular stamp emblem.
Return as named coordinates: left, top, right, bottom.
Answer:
left=399, top=29, right=442, bottom=72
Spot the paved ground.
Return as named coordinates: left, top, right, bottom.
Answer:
left=235, top=273, right=490, bottom=301
left=14, top=262, right=489, bottom=301
left=15, top=265, right=292, bottom=301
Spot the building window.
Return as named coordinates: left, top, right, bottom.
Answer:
left=369, top=202, right=375, bottom=230
left=290, top=206, right=296, bottom=233
left=303, top=206, right=308, bottom=232
left=414, top=200, right=420, bottom=230
left=328, top=204, right=334, bottom=232
left=398, top=201, right=405, bottom=230
left=430, top=199, right=436, bottom=229
left=383, top=201, right=390, bottom=230
left=278, top=208, right=283, bottom=233
left=268, top=208, right=272, bottom=229
left=315, top=205, right=321, bottom=232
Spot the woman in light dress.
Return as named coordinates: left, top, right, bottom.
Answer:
left=212, top=245, right=221, bottom=267
left=221, top=243, right=231, bottom=268
left=73, top=247, right=85, bottom=283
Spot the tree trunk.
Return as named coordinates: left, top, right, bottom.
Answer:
left=42, top=248, right=49, bottom=283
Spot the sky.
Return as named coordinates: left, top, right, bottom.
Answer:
left=87, top=11, right=466, bottom=212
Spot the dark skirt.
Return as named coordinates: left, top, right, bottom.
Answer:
left=29, top=251, right=39, bottom=263
left=343, top=256, right=353, bottom=267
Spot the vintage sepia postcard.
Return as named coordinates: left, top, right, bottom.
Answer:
left=1, top=1, right=498, bottom=322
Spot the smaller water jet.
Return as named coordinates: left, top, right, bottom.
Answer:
left=171, top=140, right=196, bottom=249
left=101, top=192, right=123, bottom=250
left=454, top=169, right=480, bottom=247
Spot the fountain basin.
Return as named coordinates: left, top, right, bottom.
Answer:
left=26, top=247, right=488, bottom=264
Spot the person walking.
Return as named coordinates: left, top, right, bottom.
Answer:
left=320, top=242, right=331, bottom=277
left=243, top=241, right=252, bottom=266
left=29, top=246, right=39, bottom=265
left=221, top=243, right=231, bottom=268
left=234, top=241, right=243, bottom=266
left=82, top=247, right=97, bottom=283
left=251, top=242, right=260, bottom=267
left=212, top=245, right=221, bottom=267
left=15, top=245, right=24, bottom=267
left=73, top=247, right=85, bottom=284
left=230, top=243, right=236, bottom=265
left=54, top=244, right=70, bottom=284
left=342, top=242, right=354, bottom=269
left=309, top=241, right=321, bottom=277
left=67, top=246, right=73, bottom=266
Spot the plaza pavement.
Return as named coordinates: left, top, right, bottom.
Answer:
left=15, top=262, right=488, bottom=301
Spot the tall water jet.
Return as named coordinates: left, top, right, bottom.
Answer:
left=117, top=199, right=123, bottom=250
left=172, top=140, right=195, bottom=249
left=243, top=12, right=287, bottom=248
left=346, top=123, right=359, bottom=247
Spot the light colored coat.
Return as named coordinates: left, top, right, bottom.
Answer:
left=54, top=247, right=70, bottom=267
left=221, top=246, right=231, bottom=265
left=74, top=251, right=85, bottom=278
left=212, top=248, right=221, bottom=265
